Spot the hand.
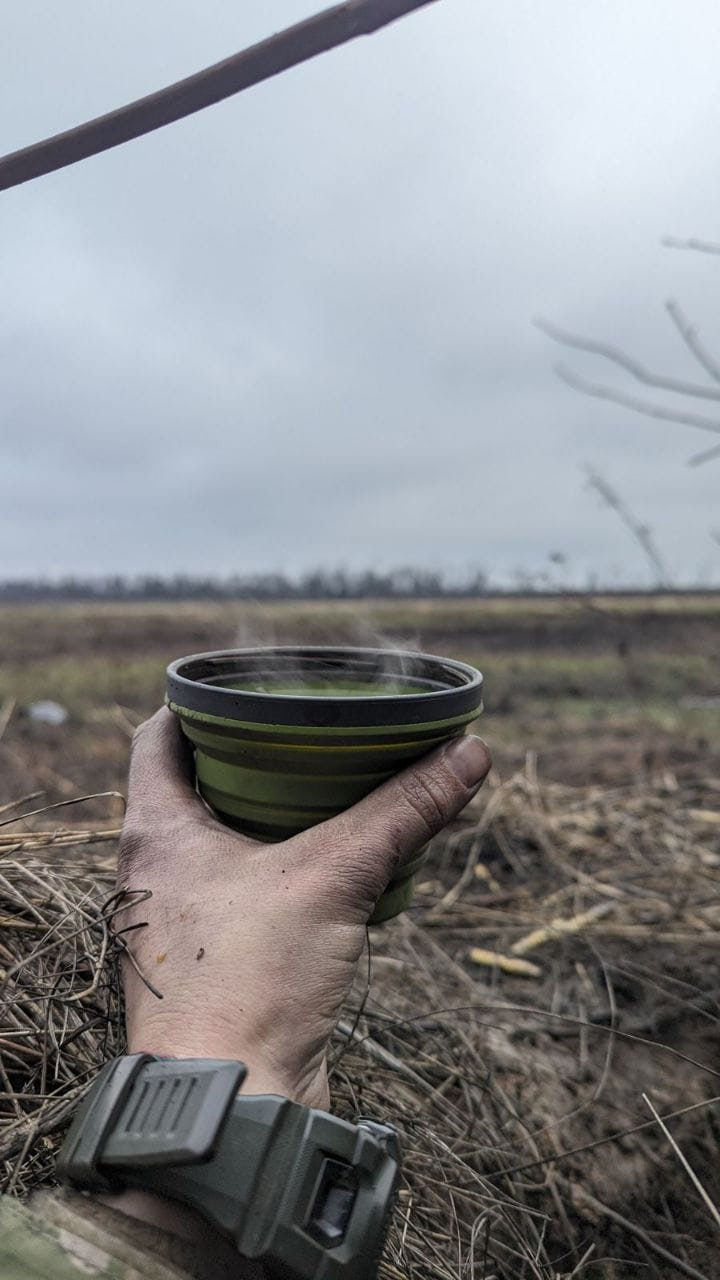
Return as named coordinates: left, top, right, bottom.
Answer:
left=117, top=707, right=491, bottom=1109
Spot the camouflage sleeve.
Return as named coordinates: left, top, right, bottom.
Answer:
left=0, top=1190, right=239, bottom=1280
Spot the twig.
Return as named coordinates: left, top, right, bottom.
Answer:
left=486, top=1094, right=720, bottom=1184
left=336, top=1018, right=440, bottom=1100
left=429, top=784, right=511, bottom=913
left=665, top=298, right=720, bottom=386
left=535, top=315, right=720, bottom=402
left=0, top=793, right=125, bottom=830
left=3, top=1112, right=45, bottom=1195
left=663, top=236, right=720, bottom=256
left=585, top=468, right=669, bottom=588
left=0, top=794, right=44, bottom=818
left=0, top=0, right=440, bottom=193
left=105, top=888, right=163, bottom=1002
left=689, top=440, right=720, bottom=467
left=643, top=1092, right=720, bottom=1231
left=572, top=1186, right=712, bottom=1280
left=556, top=363, right=720, bottom=435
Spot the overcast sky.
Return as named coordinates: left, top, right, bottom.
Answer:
left=2, top=0, right=720, bottom=587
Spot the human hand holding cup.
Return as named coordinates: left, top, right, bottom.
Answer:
left=165, top=645, right=484, bottom=921
left=118, top=702, right=491, bottom=1109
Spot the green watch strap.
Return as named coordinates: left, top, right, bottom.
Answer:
left=57, top=1055, right=246, bottom=1191
left=57, top=1055, right=400, bottom=1280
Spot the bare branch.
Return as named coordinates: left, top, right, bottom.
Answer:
left=0, top=0, right=440, bottom=193
left=688, top=441, right=720, bottom=468
left=585, top=467, right=670, bottom=588
left=540, top=245, right=720, bottom=470
left=555, top=363, right=720, bottom=436
left=536, top=316, right=720, bottom=401
left=665, top=299, right=720, bottom=386
left=663, top=236, right=720, bottom=256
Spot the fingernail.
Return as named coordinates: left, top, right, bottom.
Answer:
left=443, top=735, right=491, bottom=788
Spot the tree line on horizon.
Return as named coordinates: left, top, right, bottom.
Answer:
left=0, top=568, right=492, bottom=603
left=0, top=570, right=707, bottom=603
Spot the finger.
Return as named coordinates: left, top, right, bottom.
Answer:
left=313, top=734, right=491, bottom=892
left=125, top=706, right=201, bottom=825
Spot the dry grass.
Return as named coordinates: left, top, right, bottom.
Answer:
left=0, top=816, right=121, bottom=1195
left=2, top=763, right=720, bottom=1277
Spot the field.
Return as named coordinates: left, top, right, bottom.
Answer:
left=1, top=594, right=719, bottom=806
left=2, top=595, right=720, bottom=1277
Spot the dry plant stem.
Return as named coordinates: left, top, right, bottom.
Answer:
left=490, top=1003, right=720, bottom=1081
left=0, top=794, right=44, bottom=817
left=481, top=1095, right=720, bottom=1182
left=431, top=783, right=512, bottom=913
left=3, top=769, right=720, bottom=1276
left=336, top=1018, right=439, bottom=1101
left=642, top=1093, right=720, bottom=1230
left=0, top=742, right=80, bottom=797
left=571, top=1186, right=712, bottom=1280
left=0, top=793, right=126, bottom=830
left=468, top=949, right=541, bottom=978
left=0, top=829, right=121, bottom=850
left=510, top=902, right=614, bottom=957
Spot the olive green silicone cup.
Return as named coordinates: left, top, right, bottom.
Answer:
left=166, top=646, right=483, bottom=923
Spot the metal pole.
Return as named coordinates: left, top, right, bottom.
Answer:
left=0, top=0, right=440, bottom=193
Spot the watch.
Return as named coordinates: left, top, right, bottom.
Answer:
left=56, top=1054, right=400, bottom=1280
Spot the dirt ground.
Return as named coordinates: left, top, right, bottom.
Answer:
left=2, top=596, right=720, bottom=1276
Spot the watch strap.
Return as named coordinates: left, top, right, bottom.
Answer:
left=57, top=1055, right=247, bottom=1190
left=122, top=1096, right=398, bottom=1278
left=57, top=1055, right=400, bottom=1280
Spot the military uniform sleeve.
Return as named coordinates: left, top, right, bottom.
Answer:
left=0, top=1190, right=243, bottom=1280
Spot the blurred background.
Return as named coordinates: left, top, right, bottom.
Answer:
left=2, top=0, right=720, bottom=806
left=2, top=0, right=720, bottom=585
left=3, top=7, right=720, bottom=1273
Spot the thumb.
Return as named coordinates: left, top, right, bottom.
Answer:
left=124, top=706, right=199, bottom=828
left=310, top=735, right=491, bottom=904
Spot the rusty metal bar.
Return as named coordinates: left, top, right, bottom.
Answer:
left=0, top=0, right=440, bottom=193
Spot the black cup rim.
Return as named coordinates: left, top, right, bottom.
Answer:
left=166, top=645, right=483, bottom=727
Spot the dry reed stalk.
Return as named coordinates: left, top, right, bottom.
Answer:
left=1, top=768, right=720, bottom=1276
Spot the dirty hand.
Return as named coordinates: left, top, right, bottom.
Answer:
left=117, top=707, right=491, bottom=1109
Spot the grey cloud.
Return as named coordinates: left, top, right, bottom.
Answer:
left=2, top=0, right=720, bottom=584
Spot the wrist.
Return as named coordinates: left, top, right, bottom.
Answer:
left=59, top=1053, right=399, bottom=1280
left=41, top=1187, right=263, bottom=1280
left=94, top=1047, right=327, bottom=1270
left=127, top=1032, right=330, bottom=1110
left=96, top=1189, right=265, bottom=1277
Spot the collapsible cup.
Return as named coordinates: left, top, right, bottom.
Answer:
left=166, top=646, right=483, bottom=922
